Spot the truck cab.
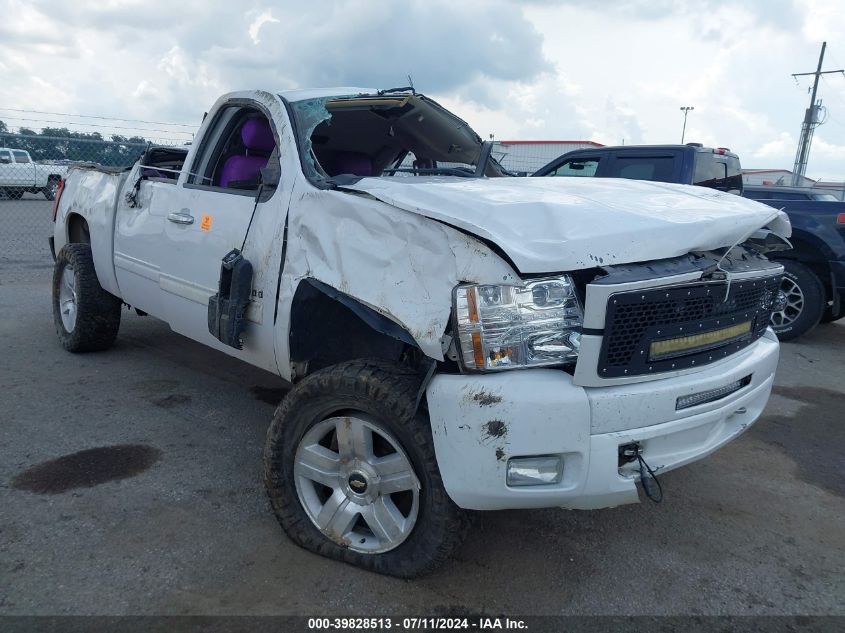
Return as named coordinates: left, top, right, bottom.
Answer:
left=533, top=143, right=743, bottom=194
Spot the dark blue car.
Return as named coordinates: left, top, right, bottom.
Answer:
left=535, top=145, right=845, bottom=339
left=743, top=186, right=845, bottom=338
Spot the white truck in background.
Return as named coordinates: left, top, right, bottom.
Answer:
left=0, top=147, right=66, bottom=200
left=50, top=87, right=791, bottom=577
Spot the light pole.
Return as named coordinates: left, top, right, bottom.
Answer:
left=680, top=106, right=694, bottom=143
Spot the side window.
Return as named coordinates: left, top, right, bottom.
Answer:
left=188, top=105, right=279, bottom=194
left=13, top=150, right=31, bottom=164
left=0, top=151, right=12, bottom=164
left=711, top=161, right=728, bottom=185
left=693, top=156, right=741, bottom=192
left=744, top=190, right=770, bottom=200
left=770, top=192, right=811, bottom=201
left=550, top=158, right=600, bottom=177
left=724, top=156, right=743, bottom=193
left=610, top=156, right=675, bottom=182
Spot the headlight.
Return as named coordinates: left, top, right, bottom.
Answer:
left=453, top=275, right=583, bottom=371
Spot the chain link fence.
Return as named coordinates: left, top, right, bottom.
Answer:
left=0, top=133, right=154, bottom=282
left=0, top=130, right=588, bottom=283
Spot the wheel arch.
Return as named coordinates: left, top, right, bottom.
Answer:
left=66, top=213, right=91, bottom=244
left=287, top=278, right=425, bottom=381
left=773, top=230, right=835, bottom=304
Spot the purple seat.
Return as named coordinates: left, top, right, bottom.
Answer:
left=219, top=117, right=275, bottom=188
left=331, top=152, right=372, bottom=177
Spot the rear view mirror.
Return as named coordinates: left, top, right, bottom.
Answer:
left=568, top=162, right=585, bottom=170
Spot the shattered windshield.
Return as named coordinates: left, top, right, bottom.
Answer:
left=288, top=92, right=505, bottom=183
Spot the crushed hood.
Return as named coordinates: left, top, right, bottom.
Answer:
left=344, top=176, right=791, bottom=273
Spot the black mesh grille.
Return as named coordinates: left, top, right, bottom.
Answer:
left=598, top=275, right=781, bottom=378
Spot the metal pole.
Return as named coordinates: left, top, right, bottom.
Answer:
left=790, top=42, right=845, bottom=185
left=680, top=106, right=694, bottom=143
left=792, top=43, right=826, bottom=185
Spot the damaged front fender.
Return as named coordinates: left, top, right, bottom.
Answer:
left=274, top=182, right=519, bottom=379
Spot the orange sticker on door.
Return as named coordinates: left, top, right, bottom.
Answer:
left=200, top=213, right=213, bottom=231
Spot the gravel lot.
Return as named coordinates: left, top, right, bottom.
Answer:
left=1, top=198, right=844, bottom=616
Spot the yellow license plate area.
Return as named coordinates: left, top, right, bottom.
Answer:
left=649, top=321, right=752, bottom=360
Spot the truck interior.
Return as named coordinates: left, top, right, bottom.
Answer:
left=290, top=92, right=507, bottom=182
left=138, top=146, right=189, bottom=182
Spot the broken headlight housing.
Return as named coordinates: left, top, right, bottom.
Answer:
left=453, top=276, right=583, bottom=371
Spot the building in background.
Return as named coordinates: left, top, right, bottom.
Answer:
left=742, top=168, right=845, bottom=200
left=493, top=140, right=603, bottom=175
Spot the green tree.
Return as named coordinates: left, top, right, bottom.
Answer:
left=2, top=125, right=150, bottom=167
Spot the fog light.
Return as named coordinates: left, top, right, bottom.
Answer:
left=506, top=456, right=563, bottom=486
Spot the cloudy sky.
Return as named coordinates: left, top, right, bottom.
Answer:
left=3, top=0, right=845, bottom=179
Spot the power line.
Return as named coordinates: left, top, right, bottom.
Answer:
left=821, top=74, right=845, bottom=108
left=0, top=116, right=194, bottom=137
left=0, top=107, right=197, bottom=128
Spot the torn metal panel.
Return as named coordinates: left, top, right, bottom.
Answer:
left=344, top=176, right=792, bottom=273
left=274, top=180, right=519, bottom=370
left=590, top=244, right=784, bottom=286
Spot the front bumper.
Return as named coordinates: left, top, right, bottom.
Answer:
left=425, top=329, right=779, bottom=510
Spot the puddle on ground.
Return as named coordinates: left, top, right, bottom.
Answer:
left=752, top=386, right=845, bottom=498
left=11, top=444, right=161, bottom=494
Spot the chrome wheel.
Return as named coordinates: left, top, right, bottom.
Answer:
left=294, top=414, right=420, bottom=554
left=771, top=278, right=804, bottom=328
left=58, top=265, right=77, bottom=332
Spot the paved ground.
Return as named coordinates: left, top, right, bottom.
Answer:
left=1, top=199, right=843, bottom=615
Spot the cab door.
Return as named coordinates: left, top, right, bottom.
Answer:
left=158, top=102, right=285, bottom=372
left=113, top=175, right=172, bottom=318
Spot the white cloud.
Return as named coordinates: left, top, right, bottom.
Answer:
left=811, top=134, right=845, bottom=160
left=248, top=9, right=280, bottom=45
left=2, top=0, right=845, bottom=178
left=753, top=132, right=795, bottom=160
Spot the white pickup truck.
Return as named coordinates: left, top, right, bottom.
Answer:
left=0, top=147, right=66, bottom=200
left=50, top=88, right=791, bottom=577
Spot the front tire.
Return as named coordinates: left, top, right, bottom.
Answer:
left=264, top=360, right=469, bottom=578
left=770, top=260, right=825, bottom=341
left=52, top=243, right=122, bottom=352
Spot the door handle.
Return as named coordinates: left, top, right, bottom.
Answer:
left=167, top=210, right=194, bottom=225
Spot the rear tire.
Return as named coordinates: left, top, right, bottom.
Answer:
left=264, top=359, right=469, bottom=578
left=43, top=177, right=60, bottom=201
left=7, top=188, right=24, bottom=200
left=770, top=260, right=825, bottom=341
left=52, top=243, right=122, bottom=352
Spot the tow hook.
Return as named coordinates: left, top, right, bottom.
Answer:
left=619, top=442, right=664, bottom=503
